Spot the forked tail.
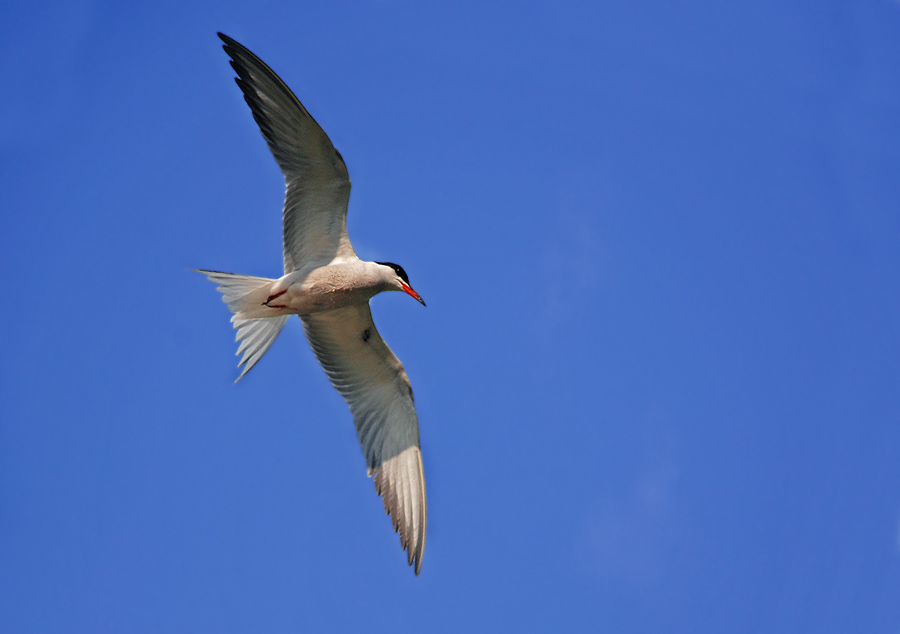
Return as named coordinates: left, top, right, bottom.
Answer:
left=197, top=270, right=289, bottom=381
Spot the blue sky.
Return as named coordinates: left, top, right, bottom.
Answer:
left=2, top=1, right=900, bottom=631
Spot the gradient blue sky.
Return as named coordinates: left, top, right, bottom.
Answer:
left=2, top=1, right=900, bottom=632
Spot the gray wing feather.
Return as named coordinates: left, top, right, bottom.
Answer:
left=219, top=33, right=355, bottom=272
left=302, top=304, right=427, bottom=574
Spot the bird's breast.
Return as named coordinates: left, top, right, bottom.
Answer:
left=282, top=264, right=382, bottom=314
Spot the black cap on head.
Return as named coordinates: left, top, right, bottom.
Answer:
left=376, top=262, right=410, bottom=286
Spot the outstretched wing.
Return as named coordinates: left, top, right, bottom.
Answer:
left=219, top=33, right=355, bottom=272
left=302, top=304, right=427, bottom=574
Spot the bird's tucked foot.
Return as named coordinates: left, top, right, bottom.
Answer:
left=263, top=289, right=287, bottom=308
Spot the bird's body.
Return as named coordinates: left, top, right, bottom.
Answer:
left=199, top=33, right=428, bottom=574
left=233, top=261, right=398, bottom=319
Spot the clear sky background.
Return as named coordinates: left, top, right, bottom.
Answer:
left=2, top=1, right=899, bottom=632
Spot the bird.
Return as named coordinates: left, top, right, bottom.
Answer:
left=198, top=32, right=427, bottom=574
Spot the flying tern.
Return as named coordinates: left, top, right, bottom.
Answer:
left=199, top=33, right=427, bottom=574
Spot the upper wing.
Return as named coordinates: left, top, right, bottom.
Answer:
left=302, top=304, right=427, bottom=574
left=219, top=33, right=355, bottom=273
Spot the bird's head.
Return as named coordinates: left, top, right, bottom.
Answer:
left=377, top=262, right=425, bottom=306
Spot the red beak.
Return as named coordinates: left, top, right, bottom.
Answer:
left=401, top=283, right=426, bottom=306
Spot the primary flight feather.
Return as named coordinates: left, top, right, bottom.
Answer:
left=199, top=32, right=427, bottom=574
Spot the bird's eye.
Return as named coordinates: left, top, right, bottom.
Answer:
left=394, top=266, right=410, bottom=285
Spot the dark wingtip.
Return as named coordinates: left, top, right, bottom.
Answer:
left=218, top=32, right=242, bottom=57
